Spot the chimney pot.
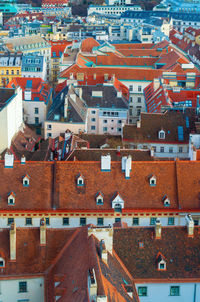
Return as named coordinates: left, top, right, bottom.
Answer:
left=21, top=155, right=26, bottom=164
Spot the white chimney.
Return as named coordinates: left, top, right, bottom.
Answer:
left=21, top=155, right=26, bottom=164
left=92, top=91, right=103, bottom=97
left=117, top=91, right=122, bottom=98
left=10, top=223, right=16, bottom=261
left=137, top=120, right=141, bottom=128
left=185, top=214, right=194, bottom=237
left=153, top=78, right=160, bottom=91
left=101, top=154, right=111, bottom=171
left=155, top=218, right=161, bottom=239
left=5, top=153, right=14, bottom=168
left=121, top=156, right=126, bottom=171
left=150, top=147, right=154, bottom=157
left=125, top=155, right=132, bottom=179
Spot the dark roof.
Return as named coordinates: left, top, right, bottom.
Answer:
left=123, top=111, right=189, bottom=143
left=67, top=149, right=153, bottom=161
left=81, top=84, right=128, bottom=109
left=0, top=88, right=16, bottom=111
left=114, top=227, right=200, bottom=280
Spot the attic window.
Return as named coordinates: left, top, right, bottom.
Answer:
left=157, top=252, right=166, bottom=270
left=0, top=257, right=5, bottom=268
left=96, top=192, right=103, bottom=205
left=23, top=174, right=30, bottom=187
left=149, top=175, right=156, bottom=186
left=139, top=242, right=144, bottom=249
left=158, top=129, right=165, bottom=139
left=8, top=192, right=15, bottom=205
left=162, top=195, right=170, bottom=207
left=77, top=174, right=84, bottom=186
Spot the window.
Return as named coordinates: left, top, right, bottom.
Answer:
left=19, top=281, right=27, bottom=293
left=11, top=70, right=14, bottom=75
left=91, top=118, right=96, bottom=122
left=169, top=147, right=173, bottom=153
left=80, top=217, right=86, bottom=226
left=136, top=106, right=141, bottom=116
left=91, top=126, right=96, bottom=130
left=6, top=70, right=9, bottom=75
left=118, top=120, right=122, bottom=124
left=129, top=85, right=133, bottom=91
left=159, top=130, right=165, bottom=139
left=138, top=286, right=147, bottom=296
left=170, top=286, right=180, bottom=296
left=9, top=198, right=14, bottom=204
left=138, top=86, right=142, bottom=92
left=103, top=120, right=107, bottom=123
left=179, top=146, right=183, bottom=153
left=103, top=127, right=108, bottom=132
left=97, top=218, right=104, bottom=226
left=133, top=218, right=139, bottom=225
left=45, top=217, right=50, bottom=225
left=152, top=146, right=156, bottom=152
left=160, top=146, right=164, bottom=153
left=117, top=128, right=122, bottom=132
left=150, top=217, right=157, bottom=225
left=63, top=217, right=69, bottom=225
left=35, top=117, right=39, bottom=124
left=8, top=218, right=14, bottom=225
left=137, top=97, right=141, bottom=103
left=34, top=108, right=39, bottom=114
left=25, top=218, right=32, bottom=225
left=115, top=217, right=121, bottom=223
left=168, top=217, right=174, bottom=225
left=47, top=124, right=52, bottom=130
left=91, top=110, right=96, bottom=114
left=0, top=257, right=5, bottom=267
left=194, top=219, right=199, bottom=226
left=47, top=133, right=52, bottom=138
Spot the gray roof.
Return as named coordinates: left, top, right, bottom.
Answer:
left=81, top=84, right=129, bottom=109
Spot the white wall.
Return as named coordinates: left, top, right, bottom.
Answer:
left=0, top=88, right=23, bottom=153
left=23, top=100, right=47, bottom=126
left=0, top=277, right=44, bottom=302
left=0, top=214, right=198, bottom=228
left=136, top=282, right=200, bottom=302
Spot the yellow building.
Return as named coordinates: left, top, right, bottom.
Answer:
left=0, top=52, right=22, bottom=87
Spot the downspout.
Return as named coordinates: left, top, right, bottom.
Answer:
left=193, top=283, right=196, bottom=302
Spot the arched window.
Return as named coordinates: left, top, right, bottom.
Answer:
left=0, top=257, right=5, bottom=267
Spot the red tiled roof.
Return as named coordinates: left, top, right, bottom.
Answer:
left=81, top=38, right=100, bottom=53
left=7, top=77, right=52, bottom=103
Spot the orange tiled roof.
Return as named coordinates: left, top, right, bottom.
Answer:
left=81, top=38, right=100, bottom=53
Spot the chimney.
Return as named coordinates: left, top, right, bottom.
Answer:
left=10, top=223, right=16, bottom=261
left=100, top=239, right=108, bottom=264
left=155, top=218, right=161, bottom=239
left=185, top=214, right=194, bottom=237
left=88, top=268, right=97, bottom=300
left=101, top=154, right=111, bottom=171
left=137, top=120, right=141, bottom=128
left=125, top=155, right=132, bottom=179
left=40, top=218, right=46, bottom=245
left=117, top=91, right=122, bottom=98
left=21, top=155, right=26, bottom=164
left=4, top=153, right=14, bottom=168
left=153, top=78, right=160, bottom=91
left=93, top=73, right=96, bottom=80
left=150, top=147, right=154, bottom=157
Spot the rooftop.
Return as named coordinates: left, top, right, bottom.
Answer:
left=0, top=88, right=16, bottom=111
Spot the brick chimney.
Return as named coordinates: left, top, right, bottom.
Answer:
left=10, top=223, right=16, bottom=261
left=155, top=218, right=161, bottom=239
left=40, top=218, right=46, bottom=245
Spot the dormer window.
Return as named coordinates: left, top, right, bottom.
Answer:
left=96, top=192, right=104, bottom=205
left=149, top=175, right=156, bottom=186
left=77, top=174, right=84, bottom=186
left=8, top=192, right=16, bottom=205
left=156, top=253, right=166, bottom=270
left=23, top=174, right=30, bottom=187
left=162, top=195, right=170, bottom=207
left=158, top=129, right=165, bottom=140
left=0, top=257, right=5, bottom=268
left=112, top=192, right=124, bottom=212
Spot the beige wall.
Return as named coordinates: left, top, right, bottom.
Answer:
left=44, top=121, right=87, bottom=139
